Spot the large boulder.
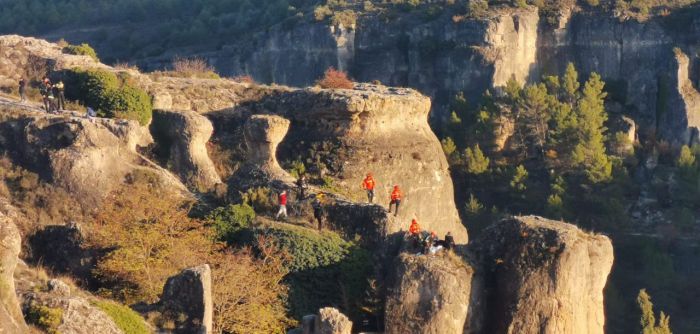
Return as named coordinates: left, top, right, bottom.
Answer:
left=0, top=108, right=189, bottom=207
left=151, top=109, right=222, bottom=192
left=385, top=253, right=473, bottom=334
left=301, top=307, right=353, bottom=334
left=470, top=216, right=614, bottom=334
left=0, top=216, right=28, bottom=333
left=159, top=264, right=213, bottom=334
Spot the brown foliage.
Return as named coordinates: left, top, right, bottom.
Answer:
left=316, top=67, right=354, bottom=90
left=169, top=56, right=220, bottom=79
left=231, top=75, right=256, bottom=84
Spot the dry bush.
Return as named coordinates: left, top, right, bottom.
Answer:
left=169, top=57, right=220, bottom=79
left=113, top=62, right=140, bottom=72
left=316, top=67, right=354, bottom=89
left=206, top=140, right=242, bottom=180
left=231, top=75, right=256, bottom=84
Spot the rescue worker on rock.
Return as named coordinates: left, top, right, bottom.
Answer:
left=362, top=173, right=376, bottom=203
left=388, top=185, right=402, bottom=216
left=276, top=190, right=288, bottom=220
left=409, top=217, right=421, bottom=248
left=444, top=231, right=455, bottom=251
left=40, top=81, right=51, bottom=112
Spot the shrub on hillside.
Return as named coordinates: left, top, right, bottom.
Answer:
left=94, top=301, right=149, bottom=334
left=316, top=68, right=354, bottom=89
left=252, top=224, right=372, bottom=321
left=207, top=203, right=256, bottom=243
left=25, top=303, right=63, bottom=334
left=170, top=57, right=220, bottom=79
left=67, top=69, right=152, bottom=125
left=63, top=43, right=99, bottom=62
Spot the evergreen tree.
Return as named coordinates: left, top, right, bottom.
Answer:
left=562, top=62, right=580, bottom=103
left=465, top=144, right=490, bottom=174
left=510, top=165, right=529, bottom=191
left=572, top=73, right=612, bottom=183
left=637, top=289, right=672, bottom=334
left=518, top=83, right=554, bottom=156
left=441, top=137, right=458, bottom=163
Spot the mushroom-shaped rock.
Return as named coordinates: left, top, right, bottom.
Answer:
left=385, top=253, right=473, bottom=334
left=243, top=114, right=294, bottom=182
left=159, top=264, right=213, bottom=334
left=470, top=216, right=614, bottom=334
left=151, top=110, right=222, bottom=192
left=0, top=217, right=28, bottom=333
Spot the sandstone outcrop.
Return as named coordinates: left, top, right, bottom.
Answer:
left=258, top=84, right=468, bottom=243
left=301, top=307, right=353, bottom=334
left=159, top=264, right=213, bottom=334
left=470, top=216, right=614, bottom=334
left=0, top=105, right=188, bottom=206
left=385, top=253, right=473, bottom=334
left=151, top=109, right=222, bottom=192
left=0, top=216, right=28, bottom=333
left=243, top=114, right=294, bottom=182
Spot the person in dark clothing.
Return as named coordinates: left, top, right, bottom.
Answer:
left=40, top=84, right=51, bottom=112
left=312, top=195, right=324, bottom=230
left=296, top=174, right=308, bottom=200
left=18, top=78, right=26, bottom=102
left=53, top=81, right=65, bottom=111
left=444, top=232, right=455, bottom=251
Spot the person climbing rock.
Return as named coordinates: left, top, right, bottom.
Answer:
left=362, top=173, right=376, bottom=203
left=53, top=80, right=65, bottom=111
left=276, top=190, right=288, bottom=220
left=296, top=174, right=308, bottom=200
left=312, top=194, right=324, bottom=230
left=444, top=232, right=455, bottom=251
left=428, top=231, right=443, bottom=255
left=388, top=185, right=402, bottom=216
left=18, top=78, right=26, bottom=102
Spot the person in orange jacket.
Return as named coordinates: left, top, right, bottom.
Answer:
left=409, top=217, right=421, bottom=249
left=389, top=185, right=402, bottom=216
left=362, top=173, right=376, bottom=203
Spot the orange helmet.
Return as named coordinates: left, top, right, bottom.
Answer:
left=366, top=172, right=372, bottom=177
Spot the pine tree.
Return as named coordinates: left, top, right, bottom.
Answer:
left=637, top=289, right=673, bottom=334
left=518, top=83, right=554, bottom=156
left=465, top=144, right=490, bottom=174
left=510, top=165, right=529, bottom=191
left=572, top=72, right=612, bottom=183
left=441, top=137, right=458, bottom=163
left=562, top=62, right=580, bottom=103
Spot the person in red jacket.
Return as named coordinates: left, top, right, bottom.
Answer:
left=276, top=190, right=288, bottom=220
left=362, top=173, right=376, bottom=203
left=389, top=185, right=402, bottom=216
left=408, top=217, right=421, bottom=249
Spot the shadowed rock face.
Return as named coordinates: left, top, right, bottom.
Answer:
left=151, top=109, right=222, bottom=192
left=385, top=253, right=473, bottom=334
left=0, top=215, right=28, bottom=333
left=159, top=264, right=213, bottom=334
left=470, top=216, right=614, bottom=334
left=302, top=307, right=353, bottom=334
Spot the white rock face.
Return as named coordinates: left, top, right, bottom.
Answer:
left=0, top=215, right=28, bottom=333
left=485, top=8, right=539, bottom=87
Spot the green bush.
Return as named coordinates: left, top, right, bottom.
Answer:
left=241, top=186, right=275, bottom=213
left=26, top=304, right=63, bottom=334
left=63, top=43, right=99, bottom=62
left=68, top=69, right=152, bottom=125
left=253, top=224, right=372, bottom=320
left=94, top=300, right=149, bottom=334
left=207, top=203, right=255, bottom=243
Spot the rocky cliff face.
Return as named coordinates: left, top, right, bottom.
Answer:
left=0, top=215, right=28, bottom=333
left=383, top=215, right=614, bottom=334
left=469, top=216, right=614, bottom=334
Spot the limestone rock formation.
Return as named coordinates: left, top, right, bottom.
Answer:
left=0, top=216, right=28, bottom=333
left=301, top=307, right=353, bottom=334
left=470, top=216, right=614, bottom=334
left=159, top=264, right=213, bottom=334
left=484, top=8, right=539, bottom=87
left=385, top=253, right=473, bottom=334
left=0, top=107, right=188, bottom=206
left=264, top=84, right=467, bottom=243
left=659, top=49, right=700, bottom=144
left=151, top=109, right=222, bottom=191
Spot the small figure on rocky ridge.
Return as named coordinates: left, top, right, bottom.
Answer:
left=296, top=174, right=308, bottom=200
left=18, top=78, right=26, bottom=102
left=443, top=232, right=455, bottom=251
left=276, top=190, right=288, bottom=220
left=409, top=217, right=421, bottom=248
left=312, top=194, right=324, bottom=230
left=53, top=80, right=65, bottom=111
left=362, top=172, right=376, bottom=203
left=389, top=185, right=402, bottom=216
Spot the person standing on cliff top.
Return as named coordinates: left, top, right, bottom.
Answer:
left=18, top=78, right=26, bottom=102
left=409, top=217, right=421, bottom=248
left=312, top=194, right=324, bottom=230
left=53, top=80, right=65, bottom=111
left=276, top=190, right=288, bottom=220
left=389, top=185, right=402, bottom=216
left=362, top=173, right=376, bottom=203
left=296, top=174, right=308, bottom=200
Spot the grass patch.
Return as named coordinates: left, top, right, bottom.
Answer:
left=94, top=300, right=150, bottom=334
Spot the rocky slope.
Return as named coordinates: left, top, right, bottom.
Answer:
left=0, top=214, right=28, bottom=333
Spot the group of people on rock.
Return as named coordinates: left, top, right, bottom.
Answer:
left=17, top=77, right=66, bottom=113
left=273, top=172, right=456, bottom=254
